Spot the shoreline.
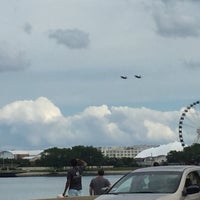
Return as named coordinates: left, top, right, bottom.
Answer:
left=16, top=170, right=131, bottom=177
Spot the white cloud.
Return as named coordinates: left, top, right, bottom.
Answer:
left=0, top=97, right=62, bottom=123
left=83, top=105, right=111, bottom=117
left=0, top=97, right=182, bottom=150
left=144, top=120, right=176, bottom=143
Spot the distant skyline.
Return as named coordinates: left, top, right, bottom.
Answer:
left=0, top=0, right=200, bottom=150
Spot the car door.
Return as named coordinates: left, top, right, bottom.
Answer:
left=183, top=171, right=200, bottom=200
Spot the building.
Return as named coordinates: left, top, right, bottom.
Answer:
left=0, top=150, right=43, bottom=161
left=135, top=141, right=183, bottom=166
left=0, top=151, right=15, bottom=159
left=97, top=145, right=158, bottom=159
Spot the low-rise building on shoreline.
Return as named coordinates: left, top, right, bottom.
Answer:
left=97, top=145, right=158, bottom=159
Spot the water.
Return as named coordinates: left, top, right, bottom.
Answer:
left=0, top=175, right=122, bottom=200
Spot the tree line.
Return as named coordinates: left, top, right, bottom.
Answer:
left=2, top=144, right=200, bottom=169
left=36, top=146, right=138, bottom=169
left=167, top=143, right=200, bottom=165
left=1, top=145, right=138, bottom=169
left=32, top=143, right=200, bottom=167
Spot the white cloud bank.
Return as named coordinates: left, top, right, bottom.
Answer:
left=0, top=97, right=183, bottom=150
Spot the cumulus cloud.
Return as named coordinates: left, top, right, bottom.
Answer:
left=0, top=97, right=62, bottom=123
left=0, top=98, right=183, bottom=150
left=0, top=42, right=30, bottom=72
left=23, top=22, right=32, bottom=34
left=48, top=28, right=90, bottom=49
left=151, top=0, right=200, bottom=38
left=144, top=120, right=176, bottom=143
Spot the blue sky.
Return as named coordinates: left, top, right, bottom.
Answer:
left=0, top=0, right=200, bottom=150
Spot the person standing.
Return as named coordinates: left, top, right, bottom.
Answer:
left=89, top=168, right=111, bottom=196
left=62, top=158, right=87, bottom=197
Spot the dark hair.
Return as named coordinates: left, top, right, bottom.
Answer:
left=98, top=169, right=104, bottom=176
left=70, top=159, right=78, bottom=167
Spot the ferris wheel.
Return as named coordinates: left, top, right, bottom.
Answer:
left=178, top=100, right=200, bottom=147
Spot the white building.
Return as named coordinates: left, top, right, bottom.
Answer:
left=98, top=145, right=158, bottom=158
left=0, top=151, right=15, bottom=159
left=0, top=150, right=43, bottom=160
left=135, top=141, right=183, bottom=166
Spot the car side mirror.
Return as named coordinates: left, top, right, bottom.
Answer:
left=186, top=185, right=200, bottom=195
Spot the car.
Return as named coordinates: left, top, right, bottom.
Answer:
left=95, top=165, right=200, bottom=200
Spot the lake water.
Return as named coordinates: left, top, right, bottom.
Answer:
left=0, top=175, right=123, bottom=200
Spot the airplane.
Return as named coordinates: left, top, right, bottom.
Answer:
left=120, top=76, right=128, bottom=79
left=134, top=75, right=142, bottom=79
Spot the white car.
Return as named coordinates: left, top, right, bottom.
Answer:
left=95, top=165, right=200, bottom=200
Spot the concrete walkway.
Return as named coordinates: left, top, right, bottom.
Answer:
left=35, top=196, right=98, bottom=200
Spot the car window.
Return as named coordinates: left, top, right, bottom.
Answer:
left=109, top=173, right=133, bottom=193
left=109, top=171, right=182, bottom=194
left=185, top=171, right=200, bottom=188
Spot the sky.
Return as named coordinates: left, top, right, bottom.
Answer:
left=0, top=0, right=200, bottom=150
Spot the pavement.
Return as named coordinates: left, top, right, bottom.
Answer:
left=35, top=196, right=98, bottom=200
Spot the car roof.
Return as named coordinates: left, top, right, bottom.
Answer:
left=132, top=165, right=200, bottom=173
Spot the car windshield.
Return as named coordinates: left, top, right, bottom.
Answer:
left=108, top=171, right=182, bottom=194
